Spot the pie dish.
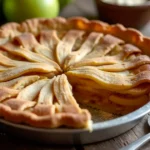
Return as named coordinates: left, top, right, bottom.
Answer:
left=0, top=17, right=150, bottom=130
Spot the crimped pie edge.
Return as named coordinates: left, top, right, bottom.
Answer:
left=0, top=16, right=150, bottom=56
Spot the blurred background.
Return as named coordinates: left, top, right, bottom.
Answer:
left=0, top=0, right=150, bottom=35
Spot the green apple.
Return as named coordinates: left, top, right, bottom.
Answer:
left=3, top=0, right=60, bottom=22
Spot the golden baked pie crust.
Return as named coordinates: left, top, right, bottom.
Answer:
left=0, top=17, right=150, bottom=130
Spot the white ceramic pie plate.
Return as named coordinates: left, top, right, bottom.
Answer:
left=0, top=102, right=150, bottom=145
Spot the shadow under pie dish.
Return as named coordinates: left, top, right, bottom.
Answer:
left=0, top=17, right=150, bottom=131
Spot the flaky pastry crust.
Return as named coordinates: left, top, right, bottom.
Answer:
left=0, top=17, right=150, bottom=130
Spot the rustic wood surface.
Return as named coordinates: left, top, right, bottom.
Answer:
left=0, top=0, right=150, bottom=150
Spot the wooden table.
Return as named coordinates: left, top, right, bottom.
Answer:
left=0, top=0, right=150, bottom=150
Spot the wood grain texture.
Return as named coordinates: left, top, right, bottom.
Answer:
left=0, top=132, right=76, bottom=150
left=84, top=114, right=150, bottom=150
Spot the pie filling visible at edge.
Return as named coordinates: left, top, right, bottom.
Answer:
left=0, top=17, right=150, bottom=130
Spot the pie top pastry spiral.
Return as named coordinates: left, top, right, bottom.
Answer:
left=0, top=17, right=149, bottom=130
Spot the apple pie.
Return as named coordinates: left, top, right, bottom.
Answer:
left=0, top=17, right=149, bottom=130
